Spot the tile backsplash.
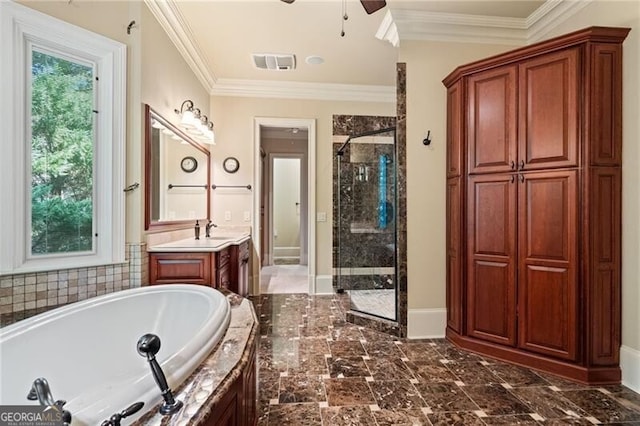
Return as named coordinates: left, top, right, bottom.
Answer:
left=0, top=243, right=148, bottom=316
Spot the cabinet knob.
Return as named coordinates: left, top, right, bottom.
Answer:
left=519, top=174, right=525, bottom=183
left=510, top=160, right=515, bottom=170
left=510, top=175, right=515, bottom=183
left=519, top=160, right=525, bottom=170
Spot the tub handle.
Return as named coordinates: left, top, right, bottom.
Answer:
left=137, top=333, right=184, bottom=416
left=100, top=401, right=145, bottom=426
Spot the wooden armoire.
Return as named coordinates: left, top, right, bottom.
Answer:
left=443, top=27, right=630, bottom=384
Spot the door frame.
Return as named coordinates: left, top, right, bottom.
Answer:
left=268, top=153, right=305, bottom=267
left=253, top=117, right=316, bottom=294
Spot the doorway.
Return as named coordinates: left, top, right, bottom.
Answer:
left=253, top=118, right=316, bottom=294
left=271, top=155, right=303, bottom=265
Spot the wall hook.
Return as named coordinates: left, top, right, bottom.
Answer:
left=127, top=20, right=136, bottom=35
left=423, top=130, right=432, bottom=146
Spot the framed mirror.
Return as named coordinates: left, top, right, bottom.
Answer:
left=144, top=104, right=210, bottom=231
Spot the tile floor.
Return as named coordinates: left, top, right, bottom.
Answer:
left=252, top=293, right=640, bottom=426
left=260, top=265, right=309, bottom=294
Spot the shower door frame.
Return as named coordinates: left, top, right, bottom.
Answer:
left=336, top=127, right=399, bottom=322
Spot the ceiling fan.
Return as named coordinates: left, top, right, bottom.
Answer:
left=280, top=0, right=387, bottom=15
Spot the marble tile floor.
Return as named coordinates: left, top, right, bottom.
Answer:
left=252, top=292, right=640, bottom=426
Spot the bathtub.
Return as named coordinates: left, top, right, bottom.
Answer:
left=0, top=284, right=231, bottom=425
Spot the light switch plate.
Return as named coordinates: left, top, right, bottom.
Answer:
left=224, top=211, right=231, bottom=221
left=317, top=212, right=327, bottom=222
left=243, top=211, right=251, bottom=222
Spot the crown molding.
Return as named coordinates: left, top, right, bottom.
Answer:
left=380, top=9, right=528, bottom=46
left=380, top=0, right=593, bottom=47
left=212, top=79, right=396, bottom=103
left=149, top=0, right=591, bottom=102
left=143, top=0, right=216, bottom=93
left=376, top=10, right=400, bottom=47
left=527, top=0, right=593, bottom=43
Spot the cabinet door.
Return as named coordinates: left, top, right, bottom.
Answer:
left=217, top=262, right=231, bottom=290
left=446, top=177, right=464, bottom=333
left=467, top=174, right=517, bottom=346
left=518, top=48, right=579, bottom=171
left=467, top=65, right=517, bottom=175
left=447, top=80, right=464, bottom=177
left=149, top=253, right=212, bottom=285
left=517, top=170, right=578, bottom=361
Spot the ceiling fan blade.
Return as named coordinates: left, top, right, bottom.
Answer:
left=360, top=0, right=386, bottom=14
left=280, top=0, right=295, bottom=3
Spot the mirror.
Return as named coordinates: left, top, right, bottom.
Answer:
left=144, top=104, right=210, bottom=231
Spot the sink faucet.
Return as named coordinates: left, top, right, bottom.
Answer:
left=27, top=377, right=72, bottom=424
left=205, top=220, right=217, bottom=238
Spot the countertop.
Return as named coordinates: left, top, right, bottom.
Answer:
left=146, top=231, right=251, bottom=253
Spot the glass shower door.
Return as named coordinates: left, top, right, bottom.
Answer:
left=336, top=128, right=397, bottom=321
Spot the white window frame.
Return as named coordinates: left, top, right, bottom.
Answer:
left=0, top=1, right=126, bottom=274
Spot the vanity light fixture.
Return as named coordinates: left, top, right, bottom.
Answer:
left=174, top=99, right=216, bottom=145
left=175, top=100, right=198, bottom=129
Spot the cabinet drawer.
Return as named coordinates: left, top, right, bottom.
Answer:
left=150, top=253, right=212, bottom=285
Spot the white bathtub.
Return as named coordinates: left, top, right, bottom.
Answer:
left=0, top=284, right=231, bottom=425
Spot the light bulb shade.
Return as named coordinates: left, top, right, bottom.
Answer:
left=181, top=110, right=198, bottom=129
left=187, top=124, right=203, bottom=136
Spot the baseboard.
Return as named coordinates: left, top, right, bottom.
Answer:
left=314, top=275, right=334, bottom=295
left=407, top=308, right=447, bottom=339
left=274, top=246, right=300, bottom=257
left=621, top=345, right=640, bottom=393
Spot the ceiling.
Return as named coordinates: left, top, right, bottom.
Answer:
left=155, top=0, right=549, bottom=92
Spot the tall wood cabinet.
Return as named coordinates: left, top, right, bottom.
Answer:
left=443, top=27, right=629, bottom=384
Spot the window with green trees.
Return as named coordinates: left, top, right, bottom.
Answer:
left=1, top=1, right=126, bottom=274
left=30, top=50, right=95, bottom=255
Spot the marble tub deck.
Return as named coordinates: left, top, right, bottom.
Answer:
left=253, top=293, right=640, bottom=426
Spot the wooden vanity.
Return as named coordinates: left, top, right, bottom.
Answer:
left=148, top=235, right=251, bottom=297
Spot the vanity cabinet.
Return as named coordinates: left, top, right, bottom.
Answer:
left=443, top=27, right=629, bottom=384
left=149, top=240, right=251, bottom=295
left=230, top=241, right=250, bottom=297
left=216, top=247, right=232, bottom=290
left=149, top=252, right=212, bottom=285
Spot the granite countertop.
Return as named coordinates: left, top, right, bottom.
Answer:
left=146, top=231, right=251, bottom=253
left=134, top=289, right=258, bottom=426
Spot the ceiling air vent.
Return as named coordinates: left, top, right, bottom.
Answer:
left=252, top=53, right=296, bottom=71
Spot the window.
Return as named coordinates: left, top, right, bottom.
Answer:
left=0, top=2, right=126, bottom=274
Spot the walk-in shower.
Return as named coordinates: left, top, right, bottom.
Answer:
left=335, top=127, right=397, bottom=321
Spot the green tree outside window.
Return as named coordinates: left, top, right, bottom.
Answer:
left=31, top=50, right=94, bottom=255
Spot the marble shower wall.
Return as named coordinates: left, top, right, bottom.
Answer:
left=332, top=62, right=407, bottom=336
left=335, top=136, right=396, bottom=293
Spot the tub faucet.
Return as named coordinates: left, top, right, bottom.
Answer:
left=137, top=333, right=183, bottom=415
left=100, top=401, right=145, bottom=426
left=205, top=220, right=217, bottom=238
left=27, top=377, right=72, bottom=424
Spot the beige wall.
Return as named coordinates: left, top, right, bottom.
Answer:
left=532, top=0, right=640, bottom=359
left=18, top=1, right=211, bottom=243
left=208, top=96, right=395, bottom=274
left=398, top=41, right=514, bottom=311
